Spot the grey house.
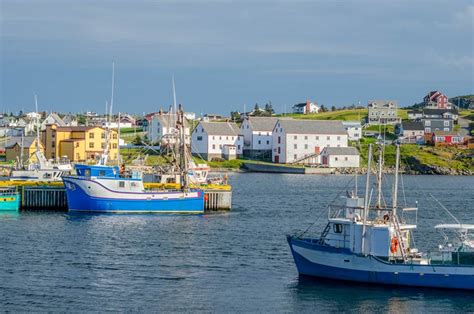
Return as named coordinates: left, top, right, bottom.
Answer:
left=422, top=118, right=453, bottom=133
left=367, top=100, right=401, bottom=125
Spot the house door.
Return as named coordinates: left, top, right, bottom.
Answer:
left=322, top=156, right=328, bottom=165
left=275, top=155, right=279, bottom=163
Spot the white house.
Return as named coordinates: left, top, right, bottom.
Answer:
left=148, top=113, right=190, bottom=145
left=320, top=147, right=360, bottom=168
left=191, top=122, right=243, bottom=161
left=41, top=113, right=66, bottom=130
left=342, top=121, right=362, bottom=141
left=240, top=116, right=278, bottom=158
left=272, top=119, right=348, bottom=164
left=184, top=112, right=196, bottom=120
left=292, top=100, right=320, bottom=114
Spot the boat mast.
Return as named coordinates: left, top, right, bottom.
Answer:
left=362, top=144, right=373, bottom=255
left=99, top=62, right=115, bottom=165
left=376, top=138, right=383, bottom=209
left=178, top=105, right=188, bottom=190
left=117, top=111, right=121, bottom=166
left=34, top=95, right=40, bottom=156
left=392, top=143, right=400, bottom=215
left=20, top=131, right=24, bottom=168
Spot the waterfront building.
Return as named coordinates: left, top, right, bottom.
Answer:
left=407, top=110, right=423, bottom=120
left=191, top=122, right=243, bottom=161
left=43, top=124, right=119, bottom=162
left=320, top=146, right=359, bottom=168
left=421, top=117, right=453, bottom=134
left=148, top=112, right=191, bottom=145
left=240, top=116, right=278, bottom=159
left=62, top=114, right=78, bottom=127
left=292, top=100, right=320, bottom=114
left=272, top=119, right=348, bottom=164
left=5, top=136, right=44, bottom=163
left=367, top=100, right=401, bottom=125
left=342, top=121, right=362, bottom=141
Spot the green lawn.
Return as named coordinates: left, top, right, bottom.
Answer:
left=276, top=108, right=408, bottom=123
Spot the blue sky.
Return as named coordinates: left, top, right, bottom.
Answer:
left=1, top=0, right=473, bottom=115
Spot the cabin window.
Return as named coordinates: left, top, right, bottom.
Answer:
left=119, top=181, right=125, bottom=188
left=197, top=136, right=203, bottom=141
left=333, top=224, right=343, bottom=233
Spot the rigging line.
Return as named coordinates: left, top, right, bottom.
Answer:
left=429, top=193, right=461, bottom=224
left=297, top=176, right=355, bottom=238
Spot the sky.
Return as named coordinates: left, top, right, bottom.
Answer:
left=1, top=0, right=473, bottom=116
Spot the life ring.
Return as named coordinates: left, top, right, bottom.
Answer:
left=390, top=237, right=399, bottom=253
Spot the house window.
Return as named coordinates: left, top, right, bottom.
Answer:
left=238, top=145, right=241, bottom=150
left=89, top=132, right=94, bottom=139
left=212, top=144, right=216, bottom=149
left=231, top=136, right=234, bottom=140
left=112, top=134, right=117, bottom=139
left=304, top=136, right=308, bottom=140
left=101, top=132, right=106, bottom=139
left=75, top=153, right=80, bottom=160
left=425, top=120, right=431, bottom=126
left=335, top=157, right=338, bottom=161
left=337, top=136, right=341, bottom=141
left=226, top=136, right=229, bottom=140
left=304, top=144, right=308, bottom=149
left=89, top=142, right=94, bottom=148
left=444, top=128, right=449, bottom=132
left=51, top=141, right=55, bottom=148
left=219, top=145, right=222, bottom=149
left=101, top=143, right=106, bottom=149
left=345, top=157, right=348, bottom=161
left=219, top=136, right=222, bottom=140
left=258, top=140, right=261, bottom=144
left=425, top=127, right=431, bottom=133
left=278, top=136, right=281, bottom=144
left=112, top=143, right=117, bottom=149
left=293, top=154, right=297, bottom=160
left=212, top=136, right=215, bottom=140
left=316, top=136, right=319, bottom=140
left=294, top=144, right=297, bottom=149
left=294, top=135, right=297, bottom=140
left=119, top=181, right=125, bottom=188
left=278, top=147, right=281, bottom=153
left=444, top=121, right=450, bottom=127
left=327, top=136, right=330, bottom=140
left=267, top=132, right=269, bottom=136
left=197, top=136, right=203, bottom=141
left=333, top=224, right=343, bottom=233
left=266, top=140, right=269, bottom=145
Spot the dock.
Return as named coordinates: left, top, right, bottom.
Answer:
left=2, top=181, right=232, bottom=211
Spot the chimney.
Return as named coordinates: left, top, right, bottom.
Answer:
left=305, top=100, right=311, bottom=114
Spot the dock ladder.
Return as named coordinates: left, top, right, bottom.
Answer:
left=392, top=214, right=409, bottom=263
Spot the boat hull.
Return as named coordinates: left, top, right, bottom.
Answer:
left=0, top=193, right=20, bottom=211
left=63, top=177, right=204, bottom=214
left=287, top=236, right=474, bottom=290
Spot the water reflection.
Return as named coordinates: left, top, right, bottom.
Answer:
left=0, top=211, right=19, bottom=220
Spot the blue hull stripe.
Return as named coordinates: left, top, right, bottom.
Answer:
left=287, top=236, right=474, bottom=290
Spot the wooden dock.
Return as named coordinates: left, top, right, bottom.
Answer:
left=13, top=184, right=231, bottom=211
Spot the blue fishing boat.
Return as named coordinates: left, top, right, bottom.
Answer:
left=63, top=105, right=204, bottom=214
left=0, top=188, right=20, bottom=211
left=287, top=143, right=474, bottom=290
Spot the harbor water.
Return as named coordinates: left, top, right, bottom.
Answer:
left=1, top=174, right=473, bottom=312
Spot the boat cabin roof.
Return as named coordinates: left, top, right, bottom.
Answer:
left=75, top=164, right=119, bottom=178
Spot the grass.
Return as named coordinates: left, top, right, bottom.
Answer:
left=120, top=127, right=143, bottom=134
left=276, top=109, right=368, bottom=122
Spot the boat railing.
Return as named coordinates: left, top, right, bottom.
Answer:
left=0, top=187, right=18, bottom=195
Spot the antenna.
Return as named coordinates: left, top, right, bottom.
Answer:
left=172, top=75, right=177, bottom=114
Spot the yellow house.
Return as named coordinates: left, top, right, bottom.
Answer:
left=5, top=136, right=44, bottom=163
left=43, top=124, right=119, bottom=162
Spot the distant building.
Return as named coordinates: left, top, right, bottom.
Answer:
left=407, top=110, right=423, bottom=120
left=342, top=121, right=362, bottom=141
left=424, top=91, right=452, bottom=109
left=148, top=112, right=191, bottom=145
left=292, top=100, right=320, bottom=114
left=272, top=120, right=348, bottom=164
left=202, top=114, right=225, bottom=122
left=191, top=122, right=243, bottom=161
left=41, top=113, right=66, bottom=130
left=367, top=100, right=401, bottom=125
left=422, top=108, right=458, bottom=123
left=62, top=114, right=78, bottom=127
left=240, top=117, right=278, bottom=159
left=184, top=112, right=196, bottom=120
left=422, top=117, right=453, bottom=134
left=396, top=121, right=425, bottom=144
left=320, top=147, right=360, bottom=168
left=5, top=136, right=44, bottom=163
left=431, top=131, right=464, bottom=146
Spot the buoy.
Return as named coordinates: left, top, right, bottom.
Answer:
left=390, top=237, right=399, bottom=253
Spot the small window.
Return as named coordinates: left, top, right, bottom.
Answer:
left=337, top=136, right=341, bottom=141
left=258, top=140, right=261, bottom=144
left=237, top=145, right=241, bottom=150
left=327, top=136, right=330, bottom=140
left=113, top=134, right=117, bottom=139
left=316, top=136, right=319, bottom=140
left=304, top=144, right=308, bottom=149
left=293, top=154, right=297, bottom=159
left=333, top=224, right=343, bottom=233
left=278, top=147, right=281, bottom=154
left=294, top=135, right=297, bottom=140
left=212, top=144, right=216, bottom=149
left=89, top=132, right=94, bottom=139
left=119, top=181, right=125, bottom=188
left=294, top=144, right=297, bottom=149
left=345, top=157, right=348, bottom=161
left=197, top=136, right=203, bottom=141
left=304, top=136, right=308, bottom=140
left=112, top=143, right=117, bottom=149
left=266, top=140, right=269, bottom=145
left=89, top=142, right=94, bottom=148
left=335, top=157, right=338, bottom=161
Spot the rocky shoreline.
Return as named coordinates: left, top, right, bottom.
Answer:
left=336, top=166, right=473, bottom=176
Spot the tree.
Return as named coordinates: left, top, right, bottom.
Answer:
left=230, top=111, right=241, bottom=121
left=320, top=105, right=328, bottom=112
left=264, top=102, right=275, bottom=115
left=254, top=103, right=260, bottom=111
left=132, top=135, right=142, bottom=145
left=331, top=106, right=336, bottom=112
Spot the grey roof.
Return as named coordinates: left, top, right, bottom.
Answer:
left=368, top=100, right=398, bottom=108
left=43, top=113, right=66, bottom=126
left=200, top=122, right=240, bottom=136
left=423, top=108, right=458, bottom=115
left=402, top=121, right=424, bottom=131
left=5, top=136, right=37, bottom=148
left=342, top=121, right=362, bottom=127
left=276, top=119, right=347, bottom=135
left=323, top=147, right=359, bottom=156
left=247, top=117, right=278, bottom=132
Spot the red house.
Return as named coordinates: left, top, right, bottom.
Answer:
left=431, top=131, right=464, bottom=146
left=424, top=91, right=451, bottom=109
